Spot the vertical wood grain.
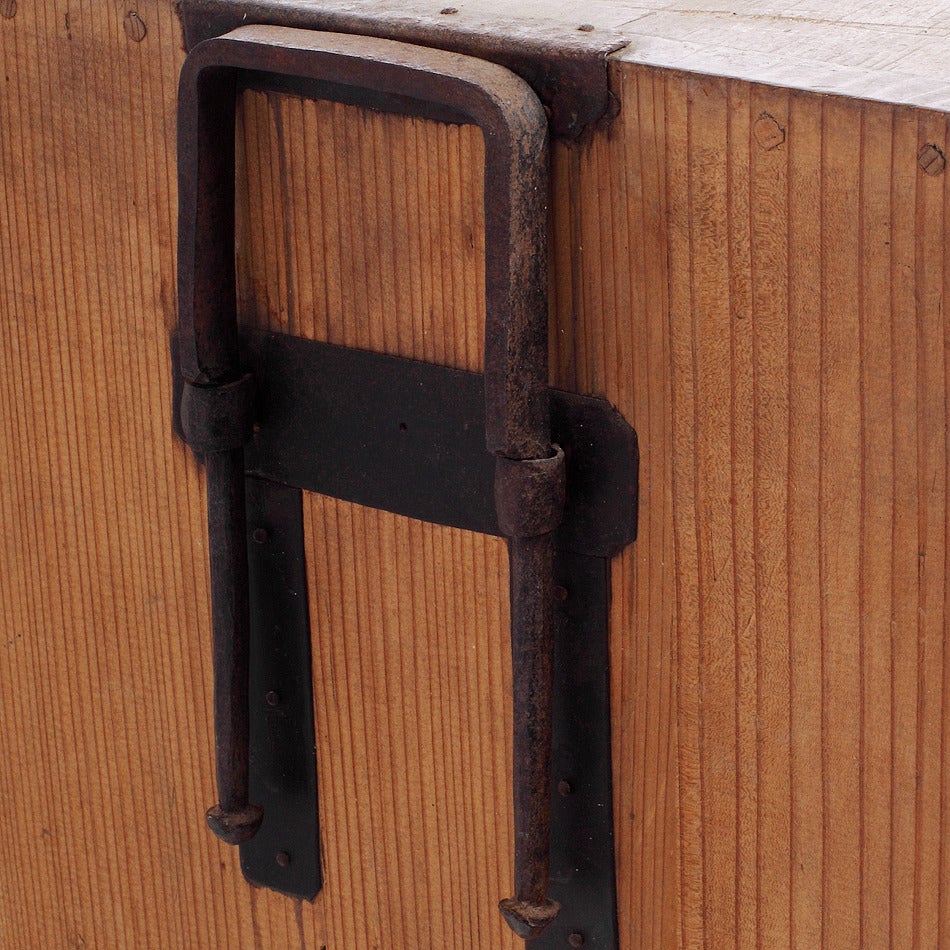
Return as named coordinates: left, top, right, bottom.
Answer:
left=553, top=59, right=950, bottom=949
left=786, top=88, right=824, bottom=950
left=888, top=106, right=921, bottom=950
left=857, top=97, right=894, bottom=950
left=3, top=2, right=950, bottom=946
left=584, top=64, right=950, bottom=948
left=0, top=2, right=329, bottom=947
left=749, top=82, right=791, bottom=950
left=236, top=91, right=522, bottom=949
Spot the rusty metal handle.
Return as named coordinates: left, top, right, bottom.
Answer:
left=177, top=25, right=561, bottom=938
left=179, top=372, right=262, bottom=845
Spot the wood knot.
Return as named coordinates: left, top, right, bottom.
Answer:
left=0, top=0, right=17, bottom=20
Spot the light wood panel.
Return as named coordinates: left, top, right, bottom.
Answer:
left=220, top=64, right=950, bottom=948
left=3, top=0, right=950, bottom=947
left=302, top=500, right=515, bottom=949
left=590, top=64, right=950, bottom=948
left=0, top=1, right=326, bottom=947
left=236, top=93, right=521, bottom=947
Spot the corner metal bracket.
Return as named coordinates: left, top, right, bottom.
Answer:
left=178, top=0, right=630, bottom=140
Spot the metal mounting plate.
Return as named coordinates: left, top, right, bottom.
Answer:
left=242, top=479, right=321, bottom=899
left=172, top=329, right=639, bottom=557
left=239, top=328, right=638, bottom=558
left=547, top=550, right=619, bottom=949
left=171, top=330, right=634, bottom=943
left=238, top=490, right=619, bottom=945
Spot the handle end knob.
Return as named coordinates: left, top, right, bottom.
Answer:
left=206, top=802, right=263, bottom=845
left=498, top=897, right=560, bottom=940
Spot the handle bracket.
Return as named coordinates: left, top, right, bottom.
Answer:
left=179, top=0, right=631, bottom=141
left=176, top=25, right=635, bottom=945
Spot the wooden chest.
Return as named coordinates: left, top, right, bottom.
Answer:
left=2, top=2, right=949, bottom=946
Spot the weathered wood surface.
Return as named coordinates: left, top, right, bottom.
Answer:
left=2, top=1, right=950, bottom=947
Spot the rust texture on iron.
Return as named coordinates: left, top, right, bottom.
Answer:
left=495, top=446, right=566, bottom=938
left=178, top=26, right=563, bottom=936
left=180, top=372, right=256, bottom=453
left=179, top=0, right=630, bottom=139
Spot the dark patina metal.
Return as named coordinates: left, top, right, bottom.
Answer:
left=547, top=553, right=619, bottom=949
left=171, top=329, right=632, bottom=937
left=496, top=449, right=566, bottom=938
left=178, top=26, right=565, bottom=937
left=242, top=479, right=321, bottom=901
left=179, top=0, right=630, bottom=140
left=201, top=447, right=264, bottom=845
left=179, top=381, right=261, bottom=843
left=171, top=327, right=638, bottom=557
left=180, top=373, right=255, bottom=453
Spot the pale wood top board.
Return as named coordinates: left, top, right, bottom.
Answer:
left=389, top=0, right=950, bottom=110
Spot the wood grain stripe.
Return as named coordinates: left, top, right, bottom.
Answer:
left=4, top=4, right=950, bottom=946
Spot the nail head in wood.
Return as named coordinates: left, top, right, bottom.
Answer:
left=124, top=10, right=147, bottom=41
left=918, top=143, right=946, bottom=176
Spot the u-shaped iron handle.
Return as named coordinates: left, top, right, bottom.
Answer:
left=177, top=26, right=563, bottom=939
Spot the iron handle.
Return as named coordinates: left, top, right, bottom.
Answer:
left=177, top=25, right=563, bottom=938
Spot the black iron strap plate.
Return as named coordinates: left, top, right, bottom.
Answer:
left=242, top=479, right=321, bottom=900
left=238, top=487, right=618, bottom=945
left=172, top=329, right=638, bottom=556
left=547, top=551, right=618, bottom=949
left=178, top=0, right=630, bottom=140
left=171, top=329, right=634, bottom=943
left=239, top=328, right=638, bottom=558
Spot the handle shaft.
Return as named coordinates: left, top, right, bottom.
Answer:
left=508, top=533, right=559, bottom=903
left=496, top=449, right=565, bottom=938
left=204, top=450, right=263, bottom=843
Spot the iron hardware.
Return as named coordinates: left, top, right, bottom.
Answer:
left=171, top=324, right=638, bottom=940
left=178, top=25, right=579, bottom=939
left=179, top=0, right=631, bottom=141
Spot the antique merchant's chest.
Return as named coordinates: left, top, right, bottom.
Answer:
left=2, top=1, right=949, bottom=947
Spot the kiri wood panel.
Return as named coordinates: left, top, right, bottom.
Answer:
left=0, top=1, right=325, bottom=947
left=629, top=67, right=949, bottom=945
left=2, top=0, right=950, bottom=947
